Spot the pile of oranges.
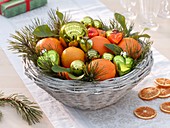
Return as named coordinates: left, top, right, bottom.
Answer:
left=35, top=16, right=143, bottom=81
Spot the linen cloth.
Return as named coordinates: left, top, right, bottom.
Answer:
left=1, top=0, right=170, bottom=127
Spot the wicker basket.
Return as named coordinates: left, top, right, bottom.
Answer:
left=23, top=47, right=153, bottom=110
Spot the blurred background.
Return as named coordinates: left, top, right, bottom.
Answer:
left=100, top=0, right=170, bottom=60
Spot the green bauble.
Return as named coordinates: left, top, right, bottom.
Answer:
left=79, top=37, right=93, bottom=52
left=86, top=49, right=100, bottom=61
left=93, top=19, right=102, bottom=29
left=102, top=53, right=114, bottom=61
left=70, top=60, right=85, bottom=76
left=81, top=16, right=94, bottom=28
left=60, top=21, right=87, bottom=43
left=37, top=50, right=59, bottom=70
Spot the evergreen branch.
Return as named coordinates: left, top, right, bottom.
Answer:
left=8, top=9, right=71, bottom=65
left=48, top=8, right=72, bottom=35
left=133, top=39, right=153, bottom=66
left=97, top=18, right=109, bottom=31
left=8, top=18, right=44, bottom=64
left=0, top=92, right=43, bottom=125
left=140, top=39, right=153, bottom=58
left=109, top=19, right=122, bottom=31
left=31, top=18, right=43, bottom=29
left=126, top=22, right=134, bottom=37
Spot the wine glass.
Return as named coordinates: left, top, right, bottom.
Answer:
left=158, top=0, right=170, bottom=18
left=120, top=0, right=137, bottom=21
left=139, top=0, right=160, bottom=31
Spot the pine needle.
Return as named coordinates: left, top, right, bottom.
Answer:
left=109, top=19, right=123, bottom=31
left=8, top=9, right=71, bottom=66
left=48, top=8, right=72, bottom=35
left=8, top=18, right=43, bottom=64
left=0, top=92, right=43, bottom=125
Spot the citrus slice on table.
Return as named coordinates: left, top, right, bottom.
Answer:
left=156, top=86, right=170, bottom=98
left=134, top=106, right=157, bottom=120
left=160, top=102, right=170, bottom=114
left=138, top=87, right=160, bottom=100
left=154, top=78, right=170, bottom=87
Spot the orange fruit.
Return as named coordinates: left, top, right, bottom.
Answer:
left=61, top=47, right=85, bottom=68
left=59, top=37, right=67, bottom=48
left=97, top=29, right=106, bottom=37
left=118, top=37, right=142, bottom=59
left=57, top=72, right=71, bottom=80
left=157, top=86, right=170, bottom=98
left=138, top=87, right=160, bottom=100
left=89, top=59, right=116, bottom=81
left=160, top=102, right=170, bottom=114
left=35, top=37, right=64, bottom=56
left=68, top=40, right=79, bottom=47
left=91, top=36, right=111, bottom=56
left=154, top=78, right=170, bottom=87
left=134, top=106, right=157, bottom=120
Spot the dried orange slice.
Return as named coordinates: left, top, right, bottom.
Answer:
left=157, top=86, right=170, bottom=98
left=154, top=78, right=170, bottom=87
left=160, top=102, right=170, bottom=114
left=138, top=87, right=160, bottom=100
left=134, top=106, right=157, bottom=120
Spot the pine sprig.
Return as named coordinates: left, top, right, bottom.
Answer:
left=9, top=9, right=71, bottom=65
left=8, top=18, right=43, bottom=64
left=0, top=92, right=43, bottom=125
left=109, top=19, right=123, bottom=31
left=139, top=39, right=153, bottom=59
left=48, top=8, right=72, bottom=35
left=133, top=39, right=153, bottom=66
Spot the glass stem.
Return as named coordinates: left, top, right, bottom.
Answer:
left=161, top=0, right=169, bottom=13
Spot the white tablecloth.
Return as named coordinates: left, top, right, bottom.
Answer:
left=1, top=0, right=170, bottom=128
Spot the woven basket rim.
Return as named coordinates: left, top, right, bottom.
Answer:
left=23, top=48, right=153, bottom=93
